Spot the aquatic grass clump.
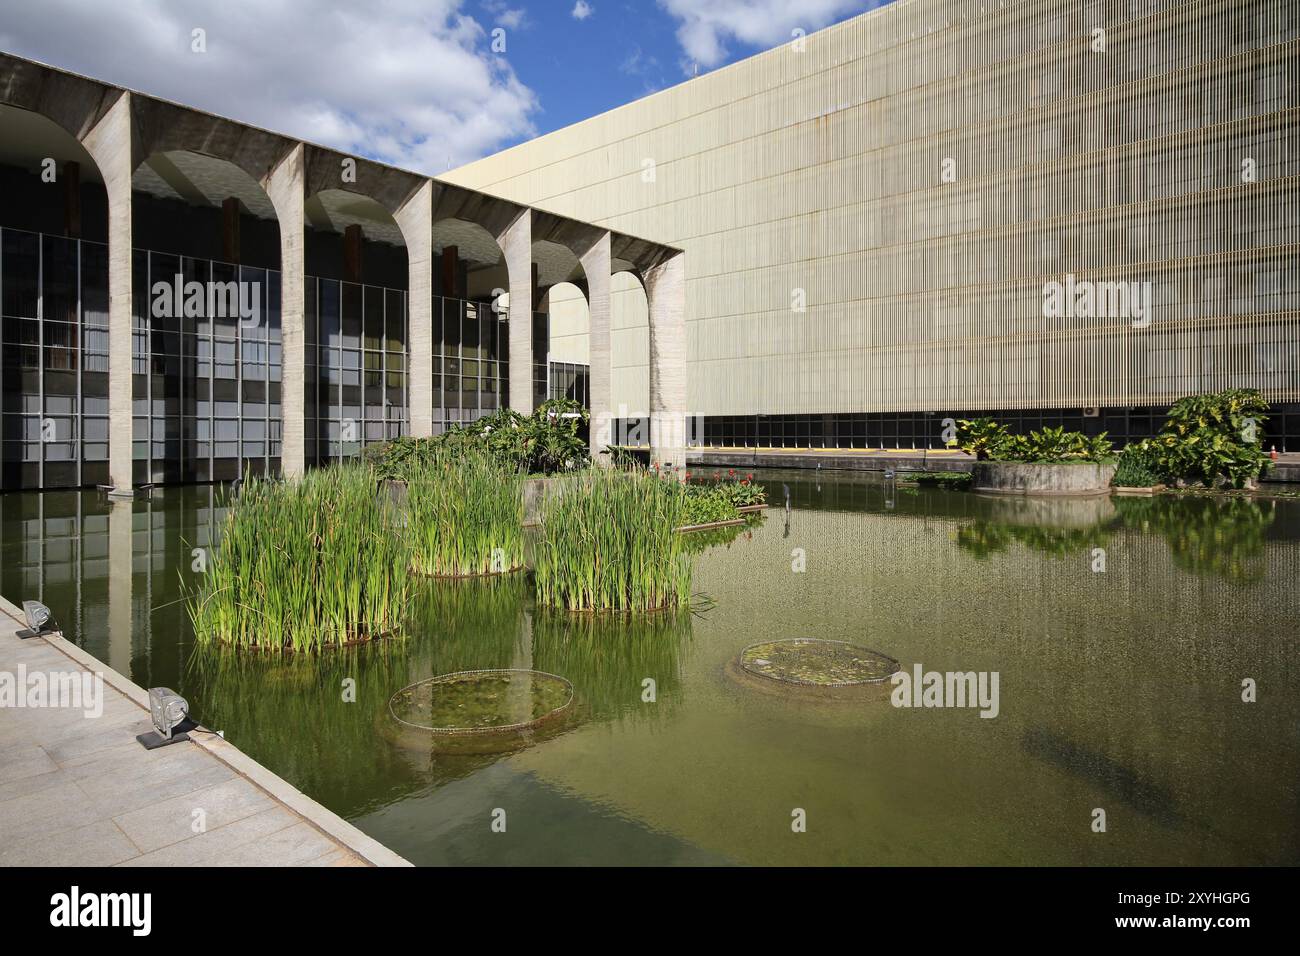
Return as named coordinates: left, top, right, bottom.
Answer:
left=534, top=467, right=693, bottom=612
left=187, top=464, right=410, bottom=651
left=404, top=448, right=524, bottom=576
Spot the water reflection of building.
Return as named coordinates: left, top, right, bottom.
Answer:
left=509, top=498, right=1300, bottom=865
left=0, top=486, right=226, bottom=677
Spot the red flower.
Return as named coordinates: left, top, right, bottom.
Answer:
left=745, top=473, right=753, bottom=480
left=741, top=478, right=750, bottom=486
left=728, top=469, right=736, bottom=477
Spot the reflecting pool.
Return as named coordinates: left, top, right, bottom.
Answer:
left=2, top=469, right=1297, bottom=865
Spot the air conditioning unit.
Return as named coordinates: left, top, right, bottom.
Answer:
left=1082, top=406, right=1100, bottom=418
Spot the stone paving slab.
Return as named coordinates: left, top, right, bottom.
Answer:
left=0, top=597, right=410, bottom=867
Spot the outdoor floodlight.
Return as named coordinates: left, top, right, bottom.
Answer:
left=136, top=687, right=195, bottom=750
left=16, top=600, right=56, bottom=639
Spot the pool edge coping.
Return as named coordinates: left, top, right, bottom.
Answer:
left=0, top=594, right=413, bottom=869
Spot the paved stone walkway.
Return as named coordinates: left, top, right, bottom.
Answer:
left=0, top=601, right=408, bottom=867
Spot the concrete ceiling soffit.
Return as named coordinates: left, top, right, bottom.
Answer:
left=531, top=239, right=585, bottom=288
left=531, top=210, right=606, bottom=261
left=0, top=53, right=122, bottom=143
left=132, top=98, right=291, bottom=184
left=303, top=145, right=425, bottom=218
left=610, top=232, right=678, bottom=276
left=307, top=188, right=405, bottom=246
left=430, top=182, right=523, bottom=239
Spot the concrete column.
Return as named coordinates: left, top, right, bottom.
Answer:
left=395, top=181, right=433, bottom=437
left=264, top=144, right=306, bottom=478
left=497, top=210, right=533, bottom=414
left=580, top=233, right=612, bottom=460
left=645, top=252, right=687, bottom=471
left=80, top=93, right=135, bottom=495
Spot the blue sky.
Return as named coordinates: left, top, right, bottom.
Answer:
left=0, top=0, right=885, bottom=171
left=480, top=0, right=887, bottom=140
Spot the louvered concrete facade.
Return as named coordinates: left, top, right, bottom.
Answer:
left=447, top=0, right=1300, bottom=449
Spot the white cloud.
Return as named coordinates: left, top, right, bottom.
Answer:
left=482, top=0, right=529, bottom=30
left=571, top=2, right=594, bottom=21
left=0, top=0, right=540, bottom=172
left=657, top=0, right=872, bottom=71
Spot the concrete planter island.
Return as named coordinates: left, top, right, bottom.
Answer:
left=971, top=461, right=1117, bottom=496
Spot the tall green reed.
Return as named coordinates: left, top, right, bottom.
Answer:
left=187, top=463, right=410, bottom=651
left=533, top=466, right=693, bottom=612
left=403, top=447, right=524, bottom=577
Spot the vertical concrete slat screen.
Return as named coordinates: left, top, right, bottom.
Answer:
left=445, top=0, right=1299, bottom=448
left=263, top=144, right=306, bottom=478
left=79, top=92, right=134, bottom=493
left=396, top=180, right=434, bottom=437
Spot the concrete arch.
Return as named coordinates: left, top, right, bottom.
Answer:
left=132, top=147, right=283, bottom=265
left=432, top=217, right=508, bottom=299
left=610, top=271, right=651, bottom=424
left=0, top=101, right=112, bottom=491
left=532, top=239, right=586, bottom=296
left=132, top=98, right=296, bottom=192
left=300, top=186, right=411, bottom=463
left=539, top=281, right=592, bottom=378
left=0, top=52, right=684, bottom=487
left=129, top=145, right=287, bottom=484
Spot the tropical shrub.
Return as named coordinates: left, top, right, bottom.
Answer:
left=994, top=426, right=1114, bottom=464
left=187, top=464, right=410, bottom=651
left=1143, top=389, right=1270, bottom=488
left=1111, top=441, right=1164, bottom=487
left=367, top=398, right=590, bottom=479
left=533, top=467, right=693, bottom=612
left=957, top=418, right=1112, bottom=463
left=951, top=418, right=1112, bottom=463
left=404, top=447, right=524, bottom=576
left=953, top=418, right=1011, bottom=460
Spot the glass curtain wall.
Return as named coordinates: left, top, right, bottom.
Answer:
left=1, top=227, right=417, bottom=490
left=306, top=277, right=407, bottom=465
left=1, top=228, right=109, bottom=490
left=548, top=361, right=590, bottom=406
left=131, top=250, right=281, bottom=484
left=431, top=294, right=508, bottom=433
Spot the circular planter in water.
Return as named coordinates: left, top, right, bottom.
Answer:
left=972, top=461, right=1116, bottom=497
left=388, top=668, right=574, bottom=754
left=729, top=639, right=900, bottom=700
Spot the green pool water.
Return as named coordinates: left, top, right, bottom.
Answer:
left=2, top=470, right=1297, bottom=866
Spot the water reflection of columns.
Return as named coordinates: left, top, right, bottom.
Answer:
left=107, top=497, right=134, bottom=676
left=507, top=602, right=535, bottom=721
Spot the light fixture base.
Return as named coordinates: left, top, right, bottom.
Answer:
left=15, top=628, right=42, bottom=640
left=136, top=718, right=198, bottom=750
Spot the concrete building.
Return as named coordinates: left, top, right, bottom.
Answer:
left=446, top=0, right=1300, bottom=451
left=0, top=53, right=685, bottom=492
